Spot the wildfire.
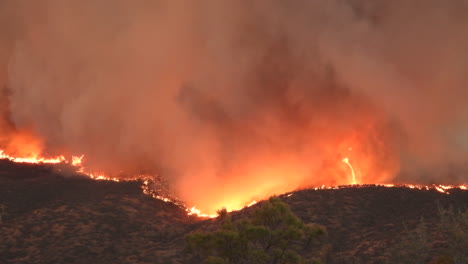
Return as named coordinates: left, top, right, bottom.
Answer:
left=188, top=206, right=217, bottom=218
left=0, top=148, right=121, bottom=183
left=72, top=155, right=84, bottom=166
left=308, top=183, right=468, bottom=195
left=342, top=157, right=357, bottom=184
left=186, top=200, right=258, bottom=218
left=0, top=148, right=467, bottom=218
left=0, top=149, right=66, bottom=164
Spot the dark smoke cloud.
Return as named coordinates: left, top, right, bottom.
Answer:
left=1, top=0, right=467, bottom=211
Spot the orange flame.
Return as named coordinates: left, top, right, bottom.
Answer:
left=0, top=146, right=467, bottom=218
left=0, top=149, right=65, bottom=164
left=72, top=155, right=84, bottom=166
left=187, top=199, right=258, bottom=218
left=342, top=157, right=357, bottom=184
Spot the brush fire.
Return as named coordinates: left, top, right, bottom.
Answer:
left=1, top=0, right=468, bottom=217
left=0, top=145, right=466, bottom=217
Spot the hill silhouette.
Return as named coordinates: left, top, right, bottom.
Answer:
left=1, top=159, right=467, bottom=264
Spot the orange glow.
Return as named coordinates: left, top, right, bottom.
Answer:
left=3, top=131, right=44, bottom=158
left=0, top=147, right=121, bottom=182
left=187, top=199, right=258, bottom=218
left=0, top=145, right=467, bottom=218
left=0, top=149, right=65, bottom=164
left=247, top=200, right=258, bottom=207
left=72, top=155, right=84, bottom=166
left=0, top=130, right=60, bottom=163
left=188, top=206, right=217, bottom=218
left=305, top=183, right=468, bottom=195
left=342, top=157, right=357, bottom=184
left=0, top=106, right=402, bottom=216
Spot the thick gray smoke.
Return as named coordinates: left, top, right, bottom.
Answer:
left=1, top=0, right=468, bottom=211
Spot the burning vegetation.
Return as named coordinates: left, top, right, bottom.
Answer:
left=1, top=158, right=467, bottom=263
left=0, top=147, right=466, bottom=218
left=0, top=0, right=468, bottom=216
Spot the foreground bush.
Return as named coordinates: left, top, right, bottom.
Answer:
left=386, top=206, right=468, bottom=264
left=186, top=197, right=327, bottom=264
left=437, top=206, right=468, bottom=264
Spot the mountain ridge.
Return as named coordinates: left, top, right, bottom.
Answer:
left=1, top=160, right=467, bottom=263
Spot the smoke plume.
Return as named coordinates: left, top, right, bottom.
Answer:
left=1, top=0, right=468, bottom=212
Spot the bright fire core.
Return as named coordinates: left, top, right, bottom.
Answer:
left=0, top=148, right=467, bottom=217
left=342, top=157, right=357, bottom=184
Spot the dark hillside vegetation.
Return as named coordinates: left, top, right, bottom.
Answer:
left=0, top=160, right=467, bottom=264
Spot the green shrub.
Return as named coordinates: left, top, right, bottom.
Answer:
left=186, top=197, right=327, bottom=264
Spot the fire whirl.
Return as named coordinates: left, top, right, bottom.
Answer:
left=0, top=148, right=467, bottom=218
left=342, top=157, right=357, bottom=185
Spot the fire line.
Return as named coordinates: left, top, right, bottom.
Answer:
left=1, top=148, right=468, bottom=217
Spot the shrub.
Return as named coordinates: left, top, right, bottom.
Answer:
left=386, top=206, right=468, bottom=264
left=385, top=218, right=429, bottom=264
left=186, top=197, right=327, bottom=264
left=437, top=206, right=468, bottom=264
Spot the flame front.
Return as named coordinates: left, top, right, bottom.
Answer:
left=0, top=147, right=258, bottom=217
left=0, top=147, right=467, bottom=218
left=0, top=149, right=65, bottom=164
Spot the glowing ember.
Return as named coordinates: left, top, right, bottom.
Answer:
left=434, top=186, right=445, bottom=193
left=88, top=173, right=121, bottom=182
left=307, top=183, right=468, bottom=195
left=188, top=206, right=217, bottom=218
left=342, top=157, right=357, bottom=184
left=72, top=155, right=84, bottom=166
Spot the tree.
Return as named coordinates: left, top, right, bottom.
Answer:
left=186, top=197, right=327, bottom=264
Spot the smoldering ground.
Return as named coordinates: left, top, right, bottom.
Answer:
left=0, top=0, right=468, bottom=212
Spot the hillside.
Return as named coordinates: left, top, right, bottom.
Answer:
left=1, top=160, right=467, bottom=264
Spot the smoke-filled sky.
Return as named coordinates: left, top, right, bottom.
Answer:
left=1, top=0, right=468, bottom=212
